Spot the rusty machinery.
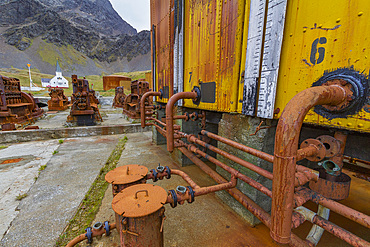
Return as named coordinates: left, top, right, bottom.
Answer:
left=47, top=88, right=69, bottom=111
left=122, top=80, right=152, bottom=119
left=0, top=75, right=44, bottom=130
left=112, top=86, right=126, bottom=108
left=67, top=75, right=102, bottom=126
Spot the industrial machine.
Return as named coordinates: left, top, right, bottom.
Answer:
left=122, top=80, right=152, bottom=119
left=67, top=75, right=102, bottom=126
left=47, top=88, right=69, bottom=111
left=0, top=75, right=44, bottom=130
left=112, top=86, right=126, bottom=108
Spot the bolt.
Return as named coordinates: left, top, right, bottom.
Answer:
left=176, top=186, right=187, bottom=194
left=333, top=167, right=340, bottom=172
left=318, top=162, right=323, bottom=166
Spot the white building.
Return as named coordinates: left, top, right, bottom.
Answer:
left=42, top=61, right=69, bottom=88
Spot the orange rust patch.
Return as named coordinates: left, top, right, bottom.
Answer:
left=1, top=158, right=23, bottom=164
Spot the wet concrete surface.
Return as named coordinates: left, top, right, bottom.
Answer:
left=0, top=135, right=122, bottom=247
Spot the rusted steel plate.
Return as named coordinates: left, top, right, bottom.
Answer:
left=105, top=164, right=148, bottom=185
left=112, top=184, right=167, bottom=218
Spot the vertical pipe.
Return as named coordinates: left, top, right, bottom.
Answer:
left=330, top=131, right=348, bottom=169
left=271, top=85, right=346, bottom=244
left=140, top=91, right=162, bottom=128
left=166, top=91, right=197, bottom=152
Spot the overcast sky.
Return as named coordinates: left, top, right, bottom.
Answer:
left=110, top=0, right=150, bottom=32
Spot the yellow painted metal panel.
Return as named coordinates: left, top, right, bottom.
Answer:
left=275, top=0, right=370, bottom=133
left=183, top=0, right=247, bottom=112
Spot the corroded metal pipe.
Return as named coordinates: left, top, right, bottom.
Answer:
left=65, top=223, right=116, bottom=247
left=271, top=85, right=347, bottom=244
left=178, top=146, right=310, bottom=247
left=140, top=91, right=162, bottom=128
left=166, top=91, right=198, bottom=152
left=187, top=134, right=274, bottom=180
left=201, top=130, right=275, bottom=163
left=330, top=131, right=348, bottom=169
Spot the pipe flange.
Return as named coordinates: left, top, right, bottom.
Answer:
left=300, top=139, right=326, bottom=162
left=104, top=221, right=110, bottom=236
left=165, top=166, right=171, bottom=179
left=85, top=227, right=93, bottom=244
left=312, top=68, right=369, bottom=119
left=192, top=86, right=201, bottom=105
left=92, top=222, right=103, bottom=230
left=169, top=189, right=178, bottom=208
left=316, top=135, right=341, bottom=158
left=150, top=169, right=158, bottom=182
left=318, top=160, right=341, bottom=176
left=187, top=186, right=195, bottom=203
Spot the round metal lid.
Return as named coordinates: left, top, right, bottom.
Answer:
left=105, top=165, right=148, bottom=185
left=112, top=184, right=167, bottom=217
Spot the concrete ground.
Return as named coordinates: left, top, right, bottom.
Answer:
left=0, top=135, right=123, bottom=247
left=33, top=105, right=129, bottom=129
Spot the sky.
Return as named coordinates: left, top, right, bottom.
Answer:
left=110, top=0, right=150, bottom=32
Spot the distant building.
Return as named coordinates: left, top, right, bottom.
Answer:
left=42, top=61, right=69, bottom=88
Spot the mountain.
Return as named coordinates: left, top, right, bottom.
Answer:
left=0, top=0, right=151, bottom=76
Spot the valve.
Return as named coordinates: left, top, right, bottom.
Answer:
left=156, top=164, right=165, bottom=173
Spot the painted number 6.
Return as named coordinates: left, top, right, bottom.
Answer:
left=310, top=37, right=327, bottom=65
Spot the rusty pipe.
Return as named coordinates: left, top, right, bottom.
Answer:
left=312, top=215, right=370, bottom=247
left=166, top=91, right=198, bottom=152
left=171, top=169, right=200, bottom=189
left=330, top=131, right=347, bottom=169
left=302, top=188, right=370, bottom=228
left=271, top=85, right=347, bottom=244
left=140, top=91, right=161, bottom=128
left=178, top=146, right=310, bottom=247
left=65, top=223, right=116, bottom=247
left=201, top=130, right=275, bottom=163
left=187, top=144, right=273, bottom=198
left=187, top=135, right=274, bottom=180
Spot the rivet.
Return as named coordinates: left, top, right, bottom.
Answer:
left=318, top=24, right=323, bottom=27
left=304, top=118, right=308, bottom=121
left=290, top=33, right=293, bottom=37
left=303, top=28, right=307, bottom=33
left=336, top=18, right=341, bottom=23
left=347, top=123, right=352, bottom=127
left=337, top=121, right=342, bottom=125
left=358, top=124, right=364, bottom=128
left=358, top=12, right=363, bottom=16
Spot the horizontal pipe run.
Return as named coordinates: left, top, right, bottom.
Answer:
left=65, top=223, right=116, bottom=247
left=302, top=188, right=370, bottom=228
left=201, top=130, right=274, bottom=163
left=187, top=144, right=273, bottom=198
left=140, top=91, right=162, bottom=128
left=194, top=176, right=237, bottom=197
left=187, top=135, right=274, bottom=180
left=312, top=215, right=370, bottom=247
left=177, top=146, right=309, bottom=247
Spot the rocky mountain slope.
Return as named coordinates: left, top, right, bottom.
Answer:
left=0, top=0, right=151, bottom=76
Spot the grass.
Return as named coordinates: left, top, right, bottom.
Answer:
left=52, top=150, right=59, bottom=155
left=16, top=193, right=28, bottom=201
left=0, top=145, right=7, bottom=150
left=58, top=139, right=64, bottom=144
left=55, top=136, right=128, bottom=247
left=39, top=165, right=47, bottom=171
left=0, top=68, right=151, bottom=97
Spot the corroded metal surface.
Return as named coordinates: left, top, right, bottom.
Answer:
left=0, top=75, right=44, bottom=129
left=47, top=88, right=69, bottom=111
left=67, top=75, right=102, bottom=126
left=103, top=75, right=131, bottom=91
left=299, top=139, right=326, bottom=162
left=105, top=165, right=148, bottom=189
left=112, top=87, right=126, bottom=108
left=122, top=80, right=151, bottom=119
left=112, top=184, right=167, bottom=218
